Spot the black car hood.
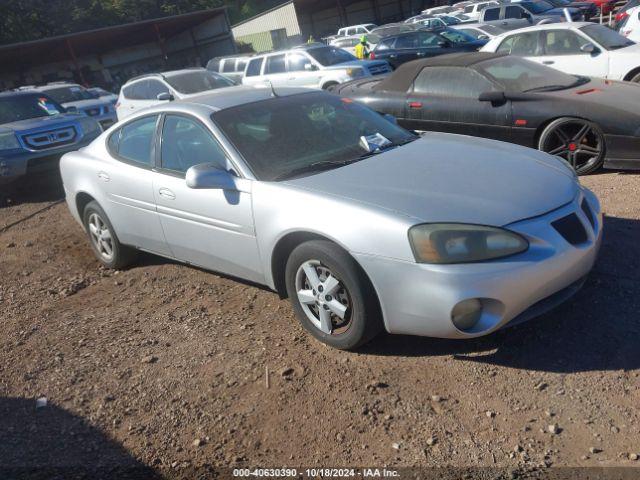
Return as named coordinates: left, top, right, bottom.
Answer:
left=544, top=79, right=640, bottom=118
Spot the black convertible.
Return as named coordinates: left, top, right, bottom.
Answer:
left=333, top=52, right=640, bottom=174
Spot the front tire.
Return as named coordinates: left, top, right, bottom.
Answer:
left=285, top=240, right=383, bottom=350
left=82, top=201, right=136, bottom=269
left=538, top=117, right=605, bottom=175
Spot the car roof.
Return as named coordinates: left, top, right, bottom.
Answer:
left=124, top=68, right=208, bottom=84
left=170, top=85, right=316, bottom=112
left=497, top=22, right=591, bottom=35
left=31, top=83, right=82, bottom=91
left=374, top=52, right=507, bottom=91
left=0, top=90, right=45, bottom=98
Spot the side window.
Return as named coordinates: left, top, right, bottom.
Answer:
left=497, top=32, right=539, bottom=55
left=459, top=28, right=480, bottom=39
left=505, top=6, right=524, bottom=19
left=483, top=7, right=500, bottom=20
left=288, top=53, right=311, bottom=72
left=413, top=67, right=495, bottom=97
left=116, top=115, right=158, bottom=167
left=376, top=38, right=395, bottom=50
left=160, top=115, right=227, bottom=174
left=122, top=82, right=144, bottom=100
left=146, top=80, right=169, bottom=99
left=246, top=57, right=264, bottom=77
left=464, top=5, right=474, bottom=12
left=418, top=32, right=441, bottom=47
left=265, top=54, right=286, bottom=74
left=236, top=59, right=248, bottom=72
left=396, top=33, right=419, bottom=49
left=222, top=60, right=235, bottom=73
left=542, top=30, right=583, bottom=55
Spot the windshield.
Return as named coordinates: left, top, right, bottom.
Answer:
left=439, top=28, right=478, bottom=43
left=521, top=1, right=554, bottom=13
left=43, top=85, right=94, bottom=103
left=0, top=93, right=64, bottom=124
left=165, top=70, right=235, bottom=94
left=580, top=24, right=634, bottom=49
left=212, top=92, right=416, bottom=181
left=476, top=56, right=587, bottom=91
left=306, top=46, right=356, bottom=66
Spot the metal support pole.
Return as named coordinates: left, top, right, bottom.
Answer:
left=66, top=38, right=87, bottom=86
left=154, top=23, right=169, bottom=65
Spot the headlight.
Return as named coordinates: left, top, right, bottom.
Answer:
left=346, top=68, right=365, bottom=78
left=0, top=131, right=20, bottom=151
left=79, top=117, right=102, bottom=135
left=408, top=223, right=529, bottom=264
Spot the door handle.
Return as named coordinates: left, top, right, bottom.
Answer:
left=502, top=21, right=508, bottom=25
left=389, top=54, right=397, bottom=58
left=158, top=188, right=175, bottom=200
left=97, top=171, right=110, bottom=182
left=542, top=60, right=555, bottom=65
left=417, top=52, right=426, bottom=56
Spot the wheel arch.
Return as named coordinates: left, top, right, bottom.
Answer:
left=75, top=191, right=97, bottom=219
left=623, top=66, right=640, bottom=82
left=321, top=80, right=340, bottom=90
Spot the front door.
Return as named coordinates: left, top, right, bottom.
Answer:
left=151, top=113, right=263, bottom=283
left=533, top=29, right=610, bottom=78
left=404, top=66, right=512, bottom=142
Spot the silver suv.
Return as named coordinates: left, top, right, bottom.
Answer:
left=241, top=44, right=391, bottom=90
left=481, top=1, right=583, bottom=30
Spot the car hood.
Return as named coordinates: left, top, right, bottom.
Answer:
left=285, top=133, right=578, bottom=226
left=61, top=99, right=110, bottom=109
left=610, top=41, right=640, bottom=57
left=546, top=78, right=640, bottom=116
left=0, top=113, right=83, bottom=132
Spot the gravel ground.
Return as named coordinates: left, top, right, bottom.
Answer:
left=0, top=170, right=639, bottom=478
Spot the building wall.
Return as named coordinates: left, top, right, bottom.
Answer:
left=232, top=2, right=303, bottom=52
left=0, top=13, right=235, bottom=91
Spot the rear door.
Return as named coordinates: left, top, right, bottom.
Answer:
left=101, top=114, right=172, bottom=256
left=286, top=52, right=323, bottom=87
left=404, top=66, right=512, bottom=141
left=391, top=33, right=421, bottom=66
left=262, top=54, right=289, bottom=87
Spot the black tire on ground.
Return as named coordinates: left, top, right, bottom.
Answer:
left=538, top=117, right=606, bottom=175
left=629, top=72, right=640, bottom=83
left=285, top=240, right=383, bottom=350
left=82, top=200, right=136, bottom=269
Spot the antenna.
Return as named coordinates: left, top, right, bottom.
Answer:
left=266, top=80, right=279, bottom=98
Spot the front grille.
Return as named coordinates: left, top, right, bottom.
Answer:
left=581, top=199, right=596, bottom=230
left=21, top=126, right=77, bottom=151
left=552, top=213, right=588, bottom=245
left=368, top=63, right=392, bottom=75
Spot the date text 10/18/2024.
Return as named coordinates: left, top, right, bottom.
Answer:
left=233, top=468, right=400, bottom=478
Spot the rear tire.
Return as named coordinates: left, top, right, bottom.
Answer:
left=629, top=71, right=640, bottom=83
left=285, top=240, right=383, bottom=350
left=82, top=201, right=136, bottom=269
left=538, top=117, right=605, bottom=175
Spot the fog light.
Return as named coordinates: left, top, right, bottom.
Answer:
left=452, top=299, right=482, bottom=331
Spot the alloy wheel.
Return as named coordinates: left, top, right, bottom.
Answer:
left=540, top=120, right=603, bottom=173
left=295, top=260, right=352, bottom=335
left=88, top=213, right=114, bottom=262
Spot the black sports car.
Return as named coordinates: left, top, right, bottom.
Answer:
left=369, top=29, right=487, bottom=69
left=332, top=52, right=640, bottom=174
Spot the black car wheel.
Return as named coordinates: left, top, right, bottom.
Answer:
left=285, top=240, right=383, bottom=350
left=538, top=118, right=605, bottom=175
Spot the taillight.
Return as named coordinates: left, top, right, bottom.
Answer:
left=369, top=51, right=376, bottom=59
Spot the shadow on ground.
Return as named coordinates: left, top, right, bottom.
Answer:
left=0, top=397, right=160, bottom=479
left=0, top=171, right=64, bottom=208
left=361, top=215, right=640, bottom=374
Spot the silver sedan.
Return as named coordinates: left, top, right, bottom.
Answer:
left=60, top=87, right=602, bottom=350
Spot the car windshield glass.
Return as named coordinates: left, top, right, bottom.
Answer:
left=165, top=71, right=235, bottom=94
left=212, top=92, right=416, bottom=181
left=306, top=46, right=357, bottom=65
left=521, top=1, right=554, bottom=13
left=439, top=28, right=477, bottom=43
left=44, top=86, right=93, bottom=103
left=0, top=94, right=64, bottom=124
left=476, top=56, right=587, bottom=91
left=580, top=24, right=634, bottom=49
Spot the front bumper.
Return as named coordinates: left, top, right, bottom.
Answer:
left=354, top=189, right=602, bottom=339
left=0, top=133, right=99, bottom=182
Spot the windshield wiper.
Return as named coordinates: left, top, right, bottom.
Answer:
left=274, top=159, right=354, bottom=181
left=523, top=76, right=590, bottom=93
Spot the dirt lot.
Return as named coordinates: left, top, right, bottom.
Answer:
left=0, top=170, right=639, bottom=478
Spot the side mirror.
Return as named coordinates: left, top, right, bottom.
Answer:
left=157, top=92, right=174, bottom=101
left=478, top=34, right=489, bottom=40
left=438, top=40, right=450, bottom=47
left=304, top=63, right=318, bottom=71
left=478, top=90, right=507, bottom=105
left=580, top=42, right=597, bottom=54
left=186, top=163, right=237, bottom=190
left=66, top=106, right=78, bottom=113
left=382, top=113, right=398, bottom=124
